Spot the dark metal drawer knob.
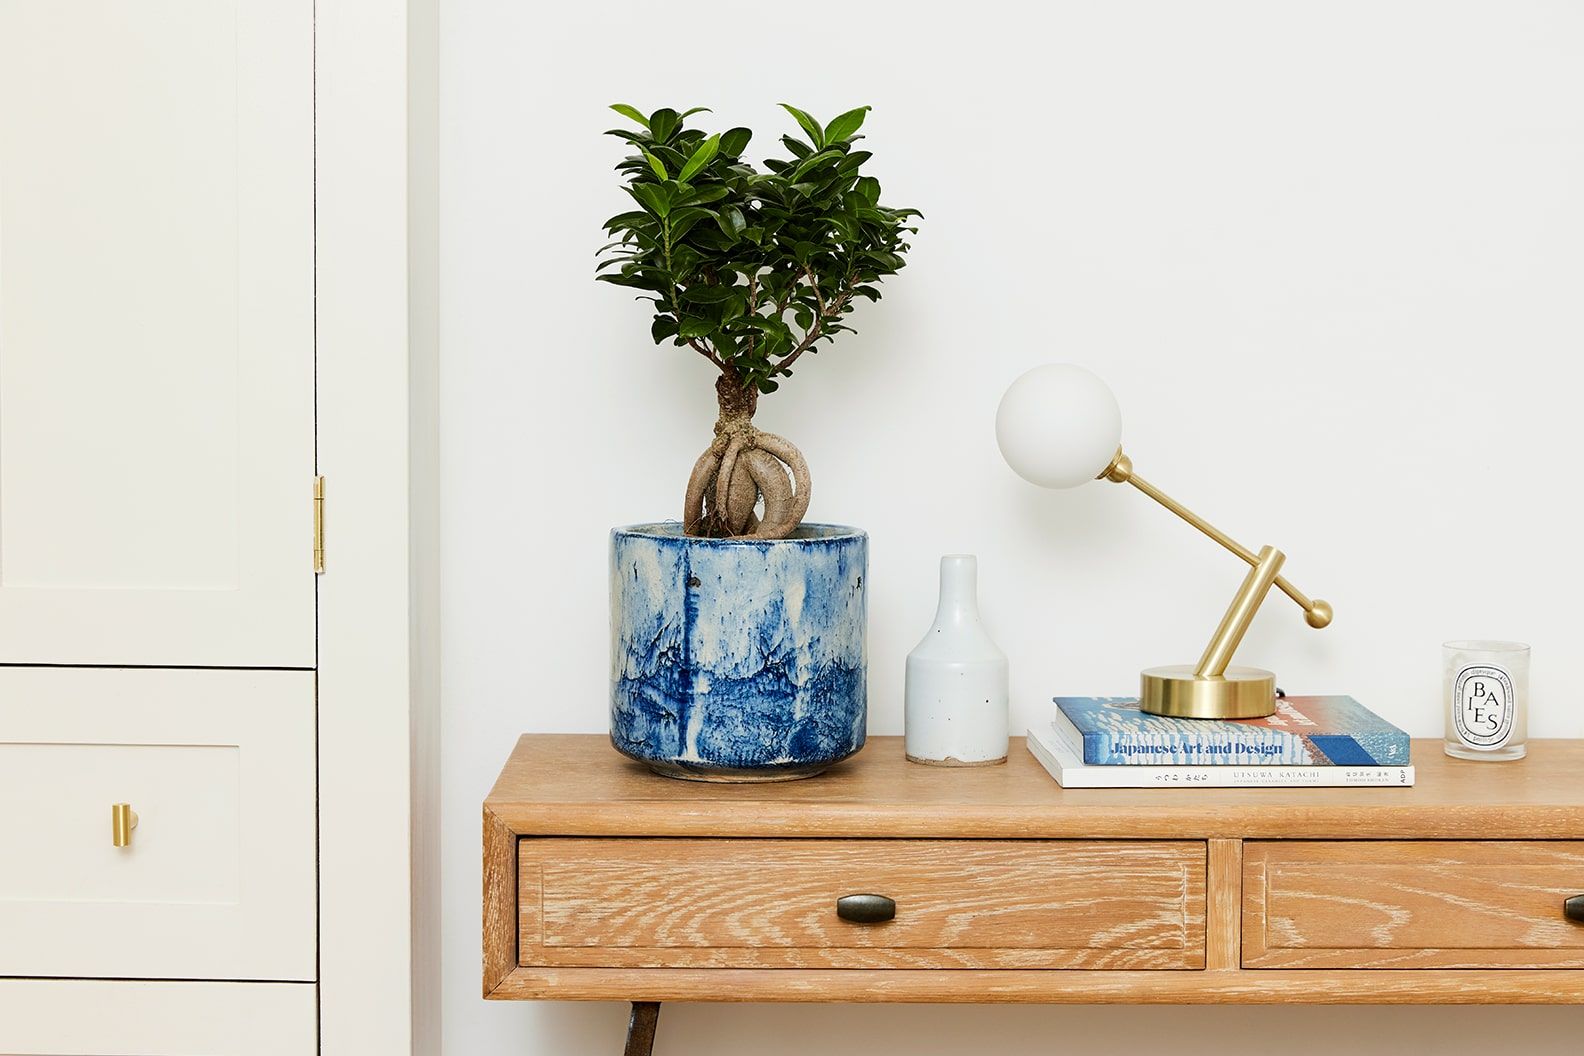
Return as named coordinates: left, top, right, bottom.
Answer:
left=1566, top=895, right=1584, bottom=923
left=836, top=893, right=895, bottom=924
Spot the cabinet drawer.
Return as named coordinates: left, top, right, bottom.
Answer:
left=0, top=668, right=316, bottom=980
left=520, top=839, right=1206, bottom=969
left=0, top=979, right=315, bottom=1054
left=1244, top=841, right=1584, bottom=968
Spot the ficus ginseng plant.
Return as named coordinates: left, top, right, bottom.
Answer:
left=598, top=103, right=919, bottom=539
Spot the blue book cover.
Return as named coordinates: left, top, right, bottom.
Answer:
left=1053, top=695, right=1410, bottom=766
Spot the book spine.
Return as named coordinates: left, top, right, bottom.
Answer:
left=1029, top=745, right=1415, bottom=789
left=1067, top=766, right=1417, bottom=788
left=1054, top=710, right=1121, bottom=767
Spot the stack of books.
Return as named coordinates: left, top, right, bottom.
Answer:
left=1027, top=695, right=1414, bottom=787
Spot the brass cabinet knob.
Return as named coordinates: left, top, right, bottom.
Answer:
left=111, top=803, right=139, bottom=848
left=1566, top=895, right=1584, bottom=923
left=836, top=893, right=896, bottom=924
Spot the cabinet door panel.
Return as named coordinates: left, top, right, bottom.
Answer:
left=0, top=0, right=313, bottom=665
left=0, top=980, right=315, bottom=1054
left=0, top=667, right=316, bottom=981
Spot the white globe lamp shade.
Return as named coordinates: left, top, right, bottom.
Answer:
left=995, top=364, right=1123, bottom=490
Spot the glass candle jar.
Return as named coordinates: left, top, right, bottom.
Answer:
left=1443, top=640, right=1529, bottom=761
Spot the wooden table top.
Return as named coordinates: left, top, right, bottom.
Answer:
left=485, top=735, right=1584, bottom=840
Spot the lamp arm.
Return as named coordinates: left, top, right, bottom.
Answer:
left=1101, top=451, right=1332, bottom=630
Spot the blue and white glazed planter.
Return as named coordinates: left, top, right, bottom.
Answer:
left=610, top=523, right=868, bottom=781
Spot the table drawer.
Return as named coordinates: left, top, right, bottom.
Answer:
left=519, top=838, right=1206, bottom=969
left=0, top=668, right=316, bottom=980
left=1244, top=841, right=1584, bottom=968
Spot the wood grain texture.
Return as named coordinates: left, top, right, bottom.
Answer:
left=1206, top=839, right=1242, bottom=970
left=485, top=736, right=1584, bottom=840
left=487, top=966, right=1584, bottom=1004
left=1244, top=841, right=1584, bottom=969
left=482, top=807, right=518, bottom=996
left=518, top=839, right=1205, bottom=971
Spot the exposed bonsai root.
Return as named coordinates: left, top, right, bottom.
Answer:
left=751, top=431, right=811, bottom=527
left=723, top=455, right=759, bottom=534
left=742, top=449, right=796, bottom=538
left=680, top=375, right=813, bottom=540
left=681, top=438, right=726, bottom=535
left=682, top=423, right=812, bottom=540
left=714, top=434, right=748, bottom=528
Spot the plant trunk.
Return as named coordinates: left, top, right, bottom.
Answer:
left=714, top=372, right=758, bottom=428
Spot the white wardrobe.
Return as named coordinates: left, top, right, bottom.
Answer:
left=0, top=2, right=437, bottom=1052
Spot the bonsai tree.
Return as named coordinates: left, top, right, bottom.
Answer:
left=599, top=103, right=919, bottom=539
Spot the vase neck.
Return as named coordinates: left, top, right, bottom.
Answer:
left=934, top=555, right=981, bottom=628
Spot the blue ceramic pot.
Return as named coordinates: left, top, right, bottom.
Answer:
left=610, top=523, right=868, bottom=781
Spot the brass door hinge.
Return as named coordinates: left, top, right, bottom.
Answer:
left=313, top=475, right=325, bottom=573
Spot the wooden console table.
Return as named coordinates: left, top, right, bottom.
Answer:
left=484, top=735, right=1584, bottom=1053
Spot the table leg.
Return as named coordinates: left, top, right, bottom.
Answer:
left=623, top=1001, right=661, bottom=1056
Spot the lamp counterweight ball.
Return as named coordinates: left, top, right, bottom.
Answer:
left=994, top=363, right=1332, bottom=720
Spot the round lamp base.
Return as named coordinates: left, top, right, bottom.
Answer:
left=1140, top=665, right=1277, bottom=720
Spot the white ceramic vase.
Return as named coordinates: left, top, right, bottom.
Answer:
left=904, top=555, right=1009, bottom=766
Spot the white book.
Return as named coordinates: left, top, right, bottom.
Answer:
left=1027, top=723, right=1415, bottom=788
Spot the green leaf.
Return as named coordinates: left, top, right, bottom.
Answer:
left=677, top=134, right=721, bottom=183
left=789, top=149, right=841, bottom=183
left=715, top=205, right=747, bottom=238
left=668, top=208, right=710, bottom=241
left=855, top=176, right=881, bottom=205
left=641, top=151, right=668, bottom=180
left=678, top=318, right=715, bottom=339
left=609, top=103, right=650, bottom=128
left=648, top=108, right=680, bottom=143
left=779, top=135, right=812, bottom=159
left=651, top=316, right=678, bottom=343
left=596, top=272, right=667, bottom=292
left=679, top=107, right=712, bottom=119
left=676, top=185, right=729, bottom=207
left=835, top=150, right=872, bottom=174
left=628, top=183, right=671, bottom=218
left=824, top=106, right=870, bottom=143
left=778, top=103, right=826, bottom=149
left=720, top=127, right=752, bottom=158
left=602, top=210, right=652, bottom=232
left=647, top=144, right=686, bottom=170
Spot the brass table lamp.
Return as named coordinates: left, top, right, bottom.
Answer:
left=995, top=364, right=1331, bottom=720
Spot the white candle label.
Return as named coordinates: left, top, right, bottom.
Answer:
left=1452, top=665, right=1515, bottom=749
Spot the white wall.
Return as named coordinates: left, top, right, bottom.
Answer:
left=440, top=2, right=1584, bottom=1052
